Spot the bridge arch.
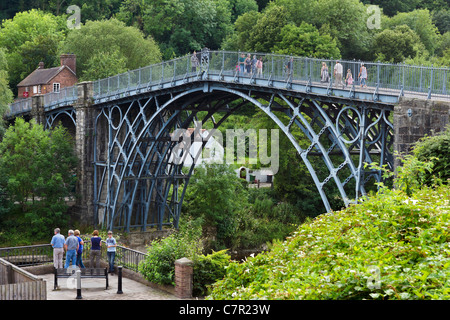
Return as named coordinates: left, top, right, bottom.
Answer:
left=93, top=80, right=390, bottom=231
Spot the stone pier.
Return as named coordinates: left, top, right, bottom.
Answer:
left=393, top=98, right=450, bottom=169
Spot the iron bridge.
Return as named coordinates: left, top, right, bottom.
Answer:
left=7, top=50, right=450, bottom=231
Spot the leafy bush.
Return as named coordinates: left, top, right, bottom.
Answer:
left=0, top=119, right=77, bottom=242
left=208, top=134, right=450, bottom=300
left=193, top=249, right=231, bottom=297
left=138, top=218, right=203, bottom=285
left=208, top=183, right=450, bottom=300
left=412, top=125, right=450, bottom=186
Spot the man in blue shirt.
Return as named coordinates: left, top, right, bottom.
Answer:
left=64, top=229, right=79, bottom=269
left=51, top=228, right=65, bottom=269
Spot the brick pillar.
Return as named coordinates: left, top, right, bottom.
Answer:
left=175, top=257, right=193, bottom=299
left=394, top=98, right=450, bottom=170
left=73, top=81, right=95, bottom=225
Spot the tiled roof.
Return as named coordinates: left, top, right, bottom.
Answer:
left=17, top=65, right=74, bottom=87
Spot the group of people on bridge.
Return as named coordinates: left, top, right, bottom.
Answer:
left=321, top=60, right=368, bottom=89
left=50, top=228, right=117, bottom=274
left=189, top=51, right=369, bottom=89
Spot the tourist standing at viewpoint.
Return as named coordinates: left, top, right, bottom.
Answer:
left=90, top=230, right=102, bottom=268
left=256, top=57, right=263, bottom=77
left=238, top=53, right=245, bottom=76
left=191, top=51, right=199, bottom=73
left=74, top=229, right=85, bottom=268
left=359, top=63, right=368, bottom=88
left=321, top=62, right=329, bottom=82
left=51, top=228, right=65, bottom=269
left=345, top=69, right=354, bottom=87
left=251, top=55, right=258, bottom=75
left=64, top=230, right=79, bottom=268
left=334, top=60, right=344, bottom=88
left=106, top=231, right=117, bottom=274
left=244, top=53, right=252, bottom=75
left=285, top=57, right=293, bottom=81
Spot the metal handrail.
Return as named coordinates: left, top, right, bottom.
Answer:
left=8, top=50, right=450, bottom=116
left=0, top=242, right=148, bottom=272
left=91, top=50, right=449, bottom=100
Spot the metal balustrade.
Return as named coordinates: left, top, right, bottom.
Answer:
left=7, top=50, right=450, bottom=117
left=0, top=242, right=147, bottom=273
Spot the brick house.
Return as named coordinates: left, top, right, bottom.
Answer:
left=17, top=54, right=77, bottom=98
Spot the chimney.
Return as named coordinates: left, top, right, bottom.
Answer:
left=60, top=54, right=76, bottom=75
left=38, top=61, right=44, bottom=69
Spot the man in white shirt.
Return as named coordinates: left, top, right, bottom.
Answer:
left=334, top=60, right=344, bottom=88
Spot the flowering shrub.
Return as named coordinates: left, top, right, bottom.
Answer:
left=208, top=183, right=450, bottom=299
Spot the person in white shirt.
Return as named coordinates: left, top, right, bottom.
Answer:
left=334, top=60, right=344, bottom=88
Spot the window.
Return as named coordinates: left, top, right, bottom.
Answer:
left=33, top=86, right=37, bottom=94
left=38, top=85, right=41, bottom=94
left=53, top=83, right=60, bottom=93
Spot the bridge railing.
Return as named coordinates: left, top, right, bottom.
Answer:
left=7, top=50, right=450, bottom=117
left=92, top=50, right=449, bottom=102
left=7, top=97, right=32, bottom=117
left=43, top=85, right=78, bottom=110
left=0, top=242, right=147, bottom=273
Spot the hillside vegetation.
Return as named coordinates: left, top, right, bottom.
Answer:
left=209, top=182, right=450, bottom=299
left=208, top=128, right=450, bottom=300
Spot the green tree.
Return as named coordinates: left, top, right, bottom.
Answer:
left=183, top=163, right=248, bottom=249
left=246, top=4, right=290, bottom=53
left=432, top=9, right=450, bottom=34
left=81, top=49, right=128, bottom=81
left=59, top=18, right=162, bottom=81
left=0, top=9, right=67, bottom=95
left=0, top=48, right=13, bottom=135
left=361, top=0, right=421, bottom=17
left=272, top=22, right=341, bottom=58
left=373, top=24, right=423, bottom=63
left=228, top=0, right=259, bottom=22
left=140, top=0, right=233, bottom=58
left=274, top=0, right=372, bottom=59
left=0, top=118, right=78, bottom=238
left=384, top=9, right=441, bottom=55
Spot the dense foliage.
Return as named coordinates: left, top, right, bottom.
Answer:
left=411, top=126, right=450, bottom=186
left=0, top=119, right=78, bottom=243
left=138, top=218, right=231, bottom=296
left=183, top=163, right=306, bottom=251
left=208, top=133, right=450, bottom=300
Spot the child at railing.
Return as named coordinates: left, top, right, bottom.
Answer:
left=345, top=69, right=354, bottom=87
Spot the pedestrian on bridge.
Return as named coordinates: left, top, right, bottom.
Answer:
left=345, top=69, right=354, bottom=87
left=256, top=57, right=263, bottom=77
left=191, top=51, right=199, bottom=73
left=50, top=228, right=65, bottom=269
left=334, top=60, right=344, bottom=88
left=321, top=62, right=329, bottom=82
left=238, top=54, right=245, bottom=76
left=359, top=63, right=368, bottom=88
left=64, top=230, right=79, bottom=268
left=244, top=54, right=252, bottom=75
